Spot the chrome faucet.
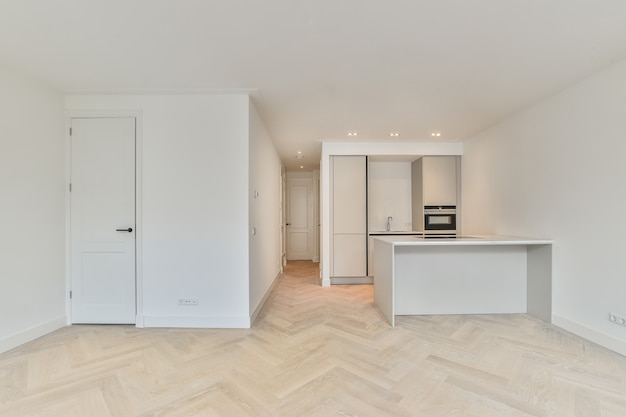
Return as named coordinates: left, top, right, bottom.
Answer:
left=386, top=216, right=393, bottom=231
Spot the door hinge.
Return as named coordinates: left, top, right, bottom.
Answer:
left=69, top=183, right=72, bottom=192
left=69, top=127, right=72, bottom=136
left=69, top=290, right=72, bottom=299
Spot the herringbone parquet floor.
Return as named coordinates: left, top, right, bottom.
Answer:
left=1, top=261, right=626, bottom=416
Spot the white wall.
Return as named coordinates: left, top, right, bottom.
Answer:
left=65, top=94, right=252, bottom=327
left=248, top=99, right=282, bottom=320
left=462, top=57, right=626, bottom=355
left=0, top=65, right=66, bottom=353
left=368, top=162, right=413, bottom=232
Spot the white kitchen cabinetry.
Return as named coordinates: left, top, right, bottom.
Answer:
left=412, top=156, right=460, bottom=231
left=330, top=156, right=367, bottom=278
left=422, top=156, right=458, bottom=206
left=334, top=234, right=367, bottom=276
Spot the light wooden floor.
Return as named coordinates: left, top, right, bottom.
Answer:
left=1, top=261, right=625, bottom=417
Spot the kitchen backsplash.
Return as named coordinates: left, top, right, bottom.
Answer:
left=368, top=161, right=413, bottom=231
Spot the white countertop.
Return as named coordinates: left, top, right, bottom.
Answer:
left=368, top=230, right=423, bottom=235
left=372, top=234, right=553, bottom=246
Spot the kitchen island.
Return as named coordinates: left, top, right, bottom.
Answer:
left=373, top=235, right=553, bottom=326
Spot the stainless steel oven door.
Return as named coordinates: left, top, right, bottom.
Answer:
left=424, top=213, right=456, bottom=231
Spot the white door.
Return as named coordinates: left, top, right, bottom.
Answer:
left=70, top=117, right=136, bottom=324
left=286, top=178, right=313, bottom=260
left=281, top=173, right=287, bottom=268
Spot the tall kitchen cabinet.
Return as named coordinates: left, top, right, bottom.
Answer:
left=412, top=156, right=460, bottom=231
left=330, top=156, right=368, bottom=282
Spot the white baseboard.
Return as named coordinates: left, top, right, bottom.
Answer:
left=330, top=276, right=373, bottom=285
left=142, top=315, right=250, bottom=328
left=0, top=316, right=67, bottom=354
left=552, top=314, right=626, bottom=357
left=250, top=272, right=281, bottom=325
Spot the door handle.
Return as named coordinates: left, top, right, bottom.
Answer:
left=286, top=223, right=291, bottom=226
left=116, top=228, right=133, bottom=232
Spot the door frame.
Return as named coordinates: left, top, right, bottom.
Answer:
left=312, top=170, right=320, bottom=263
left=65, top=110, right=144, bottom=327
left=285, top=171, right=316, bottom=261
left=280, top=169, right=287, bottom=270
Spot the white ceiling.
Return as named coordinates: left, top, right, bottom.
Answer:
left=2, top=1, right=626, bottom=171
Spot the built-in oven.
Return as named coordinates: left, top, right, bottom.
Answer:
left=424, top=205, right=457, bottom=234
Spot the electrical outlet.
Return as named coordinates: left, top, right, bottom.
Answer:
left=178, top=298, right=198, bottom=306
left=609, top=312, right=626, bottom=327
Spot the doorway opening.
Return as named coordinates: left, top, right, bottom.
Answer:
left=285, top=171, right=320, bottom=263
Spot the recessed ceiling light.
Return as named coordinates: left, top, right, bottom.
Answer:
left=300, top=165, right=304, bottom=169
left=347, top=132, right=358, bottom=136
left=431, top=132, right=441, bottom=137
left=389, top=132, right=400, bottom=137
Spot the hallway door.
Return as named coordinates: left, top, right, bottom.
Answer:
left=286, top=177, right=314, bottom=260
left=70, top=117, right=136, bottom=323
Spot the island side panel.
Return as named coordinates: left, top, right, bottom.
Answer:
left=394, top=245, right=527, bottom=315
left=527, top=244, right=552, bottom=323
left=373, top=239, right=395, bottom=326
